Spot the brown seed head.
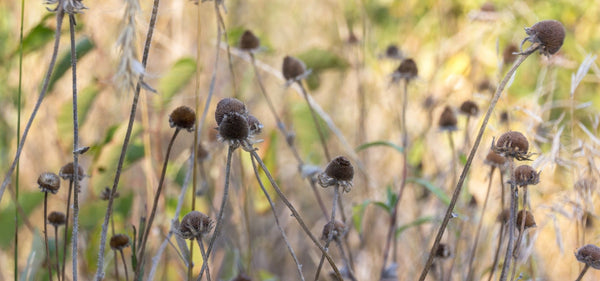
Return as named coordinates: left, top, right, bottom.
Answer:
left=503, top=44, right=519, bottom=65
left=318, top=156, right=354, bottom=192
left=239, top=30, right=260, bottom=51
left=218, top=113, right=250, bottom=143
left=438, top=106, right=457, bottom=130
left=478, top=78, right=494, bottom=93
left=525, top=20, right=566, bottom=56
left=480, top=2, right=496, bottom=12
left=435, top=243, right=452, bottom=259
left=321, top=220, right=346, bottom=241
left=247, top=115, right=263, bottom=135
left=169, top=106, right=196, bottom=132
left=513, top=165, right=540, bottom=186
left=282, top=56, right=307, bottom=81
left=497, top=209, right=510, bottom=224
left=499, top=111, right=509, bottom=124
left=48, top=211, right=66, bottom=227
left=395, top=58, right=418, bottom=80
left=38, top=172, right=60, bottom=194
left=215, top=98, right=247, bottom=126
left=576, top=244, right=600, bottom=269
left=459, top=100, right=479, bottom=116
left=495, top=131, right=529, bottom=158
left=109, top=234, right=130, bottom=250
left=100, top=187, right=119, bottom=201
left=485, top=150, right=507, bottom=168
left=385, top=44, right=402, bottom=59
left=179, top=210, right=213, bottom=240
left=516, top=210, right=536, bottom=229
left=59, top=162, right=85, bottom=181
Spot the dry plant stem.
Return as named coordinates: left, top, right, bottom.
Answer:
left=499, top=182, right=518, bottom=281
left=487, top=222, right=506, bottom=281
left=575, top=264, right=590, bottom=281
left=54, top=226, right=61, bottom=281
left=95, top=0, right=161, bottom=277
left=197, top=238, right=211, bottom=281
left=137, top=129, right=181, bottom=275
left=510, top=187, right=529, bottom=281
left=119, top=249, right=129, bottom=281
left=44, top=193, right=55, bottom=281
left=0, top=7, right=64, bottom=203
left=297, top=82, right=332, bottom=162
left=213, top=2, right=237, bottom=96
left=114, top=250, right=120, bottom=281
left=418, top=49, right=534, bottom=281
left=15, top=0, right=26, bottom=277
left=314, top=185, right=340, bottom=281
left=197, top=146, right=235, bottom=281
left=466, top=167, right=495, bottom=281
left=62, top=180, right=73, bottom=281
left=249, top=150, right=343, bottom=279
left=337, top=194, right=355, bottom=270
left=250, top=157, right=306, bottom=281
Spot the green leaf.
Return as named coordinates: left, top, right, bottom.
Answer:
left=57, top=83, right=101, bottom=148
left=373, top=201, right=391, bottom=213
left=297, top=48, right=349, bottom=72
left=0, top=192, right=44, bottom=249
left=395, top=216, right=435, bottom=237
left=351, top=200, right=370, bottom=235
left=47, top=37, right=95, bottom=92
left=156, top=58, right=197, bottom=105
left=407, top=177, right=450, bottom=205
left=18, top=23, right=54, bottom=57
left=355, top=141, right=404, bottom=154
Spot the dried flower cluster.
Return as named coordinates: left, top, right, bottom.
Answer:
left=215, top=98, right=262, bottom=149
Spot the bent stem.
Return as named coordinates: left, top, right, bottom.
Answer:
left=487, top=221, right=506, bottom=281
left=44, top=193, right=54, bottom=281
left=296, top=82, right=331, bottom=162
left=575, top=264, right=590, bottom=281
left=314, top=185, right=339, bottom=281
left=417, top=47, right=534, bottom=281
left=250, top=157, right=305, bottom=281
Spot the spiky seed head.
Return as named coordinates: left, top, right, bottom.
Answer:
left=38, top=172, right=60, bottom=194
left=247, top=115, right=263, bottom=135
left=59, top=162, right=85, bottom=181
left=215, top=98, right=247, bottom=126
left=459, top=100, right=479, bottom=116
left=576, top=244, right=600, bottom=269
left=516, top=210, right=536, bottom=229
left=239, top=30, right=260, bottom=51
left=395, top=58, right=418, bottom=80
left=169, top=106, right=196, bottom=132
left=321, top=220, right=346, bottom=242
left=48, top=211, right=66, bottom=227
left=435, top=243, right=452, bottom=259
left=513, top=165, right=540, bottom=186
left=218, top=113, right=250, bottom=142
left=497, top=209, right=510, bottom=223
left=438, top=106, right=457, bottom=131
left=503, top=44, right=519, bottom=65
left=109, top=234, right=130, bottom=250
left=282, top=56, right=307, bottom=81
left=526, top=20, right=566, bottom=56
left=485, top=150, right=507, bottom=168
left=179, top=210, right=213, bottom=240
left=495, top=131, right=529, bottom=158
left=100, top=187, right=119, bottom=201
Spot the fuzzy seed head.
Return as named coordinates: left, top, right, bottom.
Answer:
left=459, top=100, right=479, bottom=116
left=179, top=211, right=213, bottom=240
left=109, top=234, right=130, bottom=250
left=218, top=113, right=250, bottom=143
left=576, top=244, right=600, bottom=269
left=321, top=220, right=346, bottom=242
left=48, top=211, right=66, bottom=227
left=169, top=106, right=196, bottom=132
left=239, top=30, right=260, bottom=51
left=516, top=210, right=536, bottom=229
left=438, top=106, right=457, bottom=131
left=525, top=20, right=566, bottom=56
left=435, top=243, right=452, bottom=259
left=494, top=131, right=529, bottom=159
left=247, top=115, right=263, bottom=135
left=513, top=165, right=540, bottom=186
left=215, top=98, right=247, bottom=126
left=59, top=162, right=85, bottom=181
left=318, top=156, right=354, bottom=192
left=282, top=56, right=307, bottom=81
left=38, top=172, right=60, bottom=194
left=394, top=58, right=418, bottom=81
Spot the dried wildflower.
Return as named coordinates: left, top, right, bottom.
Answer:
left=384, top=44, right=403, bottom=60
left=282, top=56, right=310, bottom=83
left=513, top=165, right=540, bottom=186
left=48, top=211, right=66, bottom=227
left=576, top=244, right=600, bottom=269
left=45, top=0, right=87, bottom=14
left=59, top=162, right=85, bottom=181
left=503, top=44, right=519, bottom=65
left=169, top=106, right=196, bottom=132
left=494, top=131, right=530, bottom=160
left=438, top=106, right=458, bottom=131
left=239, top=30, right=260, bottom=51
left=516, top=210, right=536, bottom=229
left=109, top=234, right=130, bottom=250
left=459, top=100, right=479, bottom=116
left=215, top=98, right=247, bottom=126
left=484, top=150, right=507, bottom=169
left=100, top=187, right=119, bottom=201
left=499, top=111, right=509, bottom=124
left=321, top=220, right=346, bottom=242
left=38, top=172, right=61, bottom=194
left=179, top=211, right=214, bottom=240
left=497, top=209, right=510, bottom=223
left=196, top=143, right=210, bottom=163
left=247, top=115, right=263, bottom=135
left=435, top=243, right=452, bottom=259
left=520, top=20, right=566, bottom=57
left=392, top=58, right=418, bottom=82
left=218, top=113, right=251, bottom=148
left=478, top=78, right=494, bottom=93
left=318, top=156, right=354, bottom=192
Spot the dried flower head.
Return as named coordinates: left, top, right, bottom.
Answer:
left=215, top=98, right=247, bottom=126
left=282, top=56, right=309, bottom=83
left=179, top=211, right=214, bottom=240
left=385, top=44, right=403, bottom=60
left=438, top=106, right=458, bottom=131
left=459, top=100, right=479, bottom=116
left=435, top=243, right=452, bottom=259
left=38, top=172, right=61, bottom=194
left=100, top=187, right=119, bottom=201
left=494, top=131, right=530, bottom=160
left=321, top=220, right=346, bottom=242
left=59, top=162, right=85, bottom=181
left=516, top=210, right=536, bottom=229
left=478, top=78, right=495, bottom=93
left=45, top=0, right=87, bottom=14
left=503, top=44, right=519, bottom=65
left=513, top=165, right=540, bottom=186
left=239, top=30, right=260, bottom=51
left=169, top=106, right=196, bottom=132
left=218, top=113, right=251, bottom=148
left=318, top=156, right=354, bottom=192
left=497, top=209, right=510, bottom=224
left=196, top=143, right=210, bottom=163
left=48, top=211, right=66, bottom=227
left=576, top=244, right=600, bottom=269
left=485, top=150, right=507, bottom=169
left=393, top=58, right=418, bottom=82
left=247, top=115, right=263, bottom=135
left=109, top=234, right=130, bottom=250
left=521, top=20, right=566, bottom=57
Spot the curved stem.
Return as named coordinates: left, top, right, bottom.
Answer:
left=314, top=185, right=339, bottom=281
left=575, top=264, right=590, bottom=281
left=44, top=193, right=54, bottom=281
left=54, top=226, right=61, bottom=281
left=297, top=82, right=331, bottom=162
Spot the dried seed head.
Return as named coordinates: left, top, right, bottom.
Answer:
left=48, top=211, right=66, bottom=227
left=215, top=98, right=247, bottom=126
left=503, top=44, right=519, bottom=65
left=393, top=58, right=418, bottom=81
left=196, top=143, right=210, bottom=163
left=497, top=209, right=510, bottom=223
left=247, top=115, right=263, bottom=135
left=435, top=243, right=452, bottom=259
left=169, top=106, right=196, bottom=132
left=478, top=78, right=494, bottom=93
left=459, top=100, right=479, bottom=116
left=385, top=44, right=402, bottom=59
left=438, top=106, right=457, bottom=131
left=480, top=2, right=496, bottom=12
left=218, top=113, right=250, bottom=144
left=576, top=244, right=600, bottom=269
left=239, top=30, right=260, bottom=51
left=523, top=20, right=566, bottom=57
left=59, top=162, right=85, bottom=181
left=516, top=210, right=536, bottom=229
left=38, top=172, right=60, bottom=194
left=513, top=165, right=540, bottom=186
left=318, top=156, right=354, bottom=192
left=494, top=131, right=529, bottom=159
left=109, top=234, right=130, bottom=250
left=179, top=210, right=213, bottom=240
left=499, top=111, right=509, bottom=124
left=100, top=187, right=119, bottom=201
left=321, top=220, right=346, bottom=241
left=282, top=56, right=307, bottom=81
left=485, top=150, right=507, bottom=168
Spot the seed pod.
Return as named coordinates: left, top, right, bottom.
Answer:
left=48, top=211, right=66, bottom=227
left=59, top=162, right=85, bottom=181
left=321, top=220, right=346, bottom=241
left=218, top=113, right=250, bottom=142
left=215, top=98, right=247, bottom=126
left=485, top=150, right=507, bottom=168
left=394, top=58, right=418, bottom=81
left=282, top=56, right=307, bottom=81
left=318, top=156, right=354, bottom=192
left=459, top=100, right=479, bottom=116
left=516, top=210, right=536, bottom=229
left=247, top=114, right=263, bottom=135
left=38, top=172, right=61, bottom=194
left=438, top=106, right=457, bottom=130
left=525, top=20, right=566, bottom=56
left=110, top=234, right=130, bottom=250
left=495, top=131, right=529, bottom=158
left=239, top=30, right=260, bottom=51
left=179, top=210, right=213, bottom=240
left=435, top=243, right=452, bottom=259
left=497, top=209, right=510, bottom=224
left=575, top=244, right=600, bottom=269
left=169, top=106, right=196, bottom=132
left=513, top=165, right=540, bottom=186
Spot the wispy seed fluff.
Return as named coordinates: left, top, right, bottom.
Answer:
left=318, top=156, right=354, bottom=192
left=114, top=0, right=143, bottom=93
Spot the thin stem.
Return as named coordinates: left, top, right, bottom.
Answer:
left=114, top=250, right=120, bottom=281
left=499, top=183, right=518, bottom=281
left=214, top=2, right=237, bottom=97
left=197, top=238, right=211, bottom=281
left=487, top=222, right=506, bottom=281
left=119, top=249, right=129, bottom=281
left=575, top=264, right=590, bottom=281
left=62, top=180, right=73, bottom=281
left=417, top=48, right=534, bottom=281
left=297, top=82, right=331, bottom=162
left=188, top=239, right=194, bottom=281
left=466, top=167, right=495, bottom=281
left=44, top=193, right=54, bottom=281
left=314, top=185, right=339, bottom=281
left=250, top=157, right=306, bottom=281
left=54, top=226, right=61, bottom=281
left=15, top=0, right=26, bottom=277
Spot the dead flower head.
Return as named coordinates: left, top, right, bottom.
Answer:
left=576, top=244, right=600, bottom=270
left=178, top=211, right=214, bottom=240
left=493, top=131, right=531, bottom=160
left=520, top=20, right=566, bottom=57
left=318, top=156, right=354, bottom=192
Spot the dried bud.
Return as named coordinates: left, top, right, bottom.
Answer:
left=100, top=187, right=119, bottom=201
left=459, top=100, right=479, bottom=116
left=523, top=20, right=566, bottom=57
left=321, top=220, right=346, bottom=241
left=497, top=209, right=510, bottom=223
left=435, top=243, right=452, bottom=259
left=179, top=211, right=214, bottom=239
left=247, top=115, right=263, bottom=135
left=393, top=58, right=418, bottom=81
left=318, top=156, right=354, bottom=192
left=218, top=113, right=250, bottom=143
left=485, top=150, right=507, bottom=168
left=282, top=56, right=307, bottom=81
left=503, top=44, right=519, bottom=65
left=513, top=165, right=540, bottom=186
left=438, top=106, right=457, bottom=131
left=169, top=106, right=196, bottom=132
left=215, top=98, right=247, bottom=126
left=478, top=78, right=494, bottom=93
left=59, top=162, right=85, bottom=181
left=48, top=211, right=66, bottom=227
left=239, top=30, right=260, bottom=51
left=110, top=234, right=130, bottom=250
left=576, top=244, right=600, bottom=269
left=38, top=172, right=60, bottom=194
left=516, top=210, right=536, bottom=229
left=385, top=44, right=402, bottom=59
left=494, top=131, right=529, bottom=159
left=499, top=111, right=509, bottom=124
